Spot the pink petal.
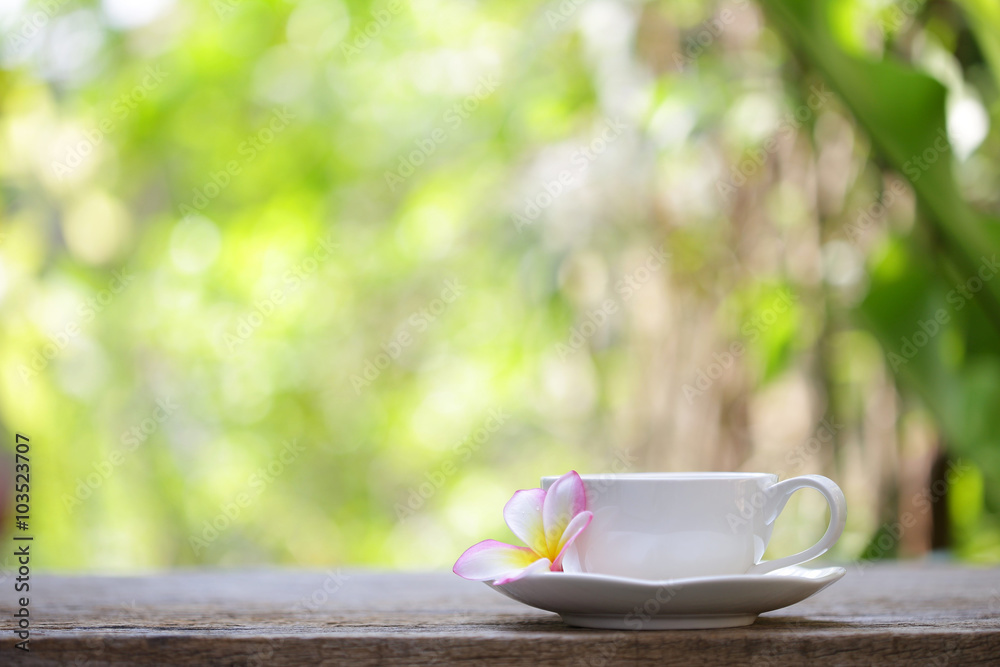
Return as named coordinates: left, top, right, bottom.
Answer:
left=453, top=539, right=539, bottom=581
left=551, top=510, right=592, bottom=571
left=542, top=470, right=587, bottom=549
left=493, top=557, right=552, bottom=585
left=503, top=488, right=547, bottom=555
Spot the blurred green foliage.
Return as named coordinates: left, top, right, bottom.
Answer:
left=760, top=0, right=1000, bottom=558
left=0, top=0, right=998, bottom=570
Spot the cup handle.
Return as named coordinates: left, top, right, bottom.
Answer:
left=746, top=474, right=847, bottom=575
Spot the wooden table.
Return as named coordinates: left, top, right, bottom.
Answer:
left=2, top=563, right=998, bottom=665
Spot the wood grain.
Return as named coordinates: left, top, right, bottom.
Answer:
left=0, top=563, right=998, bottom=665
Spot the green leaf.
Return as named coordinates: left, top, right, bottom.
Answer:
left=758, top=0, right=1000, bottom=526
left=757, top=0, right=1000, bottom=323
left=954, top=0, right=1000, bottom=92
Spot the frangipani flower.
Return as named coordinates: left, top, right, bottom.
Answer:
left=453, top=470, right=592, bottom=585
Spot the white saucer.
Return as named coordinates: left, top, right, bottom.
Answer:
left=487, top=564, right=846, bottom=630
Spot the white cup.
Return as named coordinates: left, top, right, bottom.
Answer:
left=540, top=472, right=846, bottom=580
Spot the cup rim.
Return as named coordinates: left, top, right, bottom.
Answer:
left=541, top=472, right=779, bottom=482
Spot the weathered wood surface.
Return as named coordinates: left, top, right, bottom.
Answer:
left=1, top=563, right=998, bottom=665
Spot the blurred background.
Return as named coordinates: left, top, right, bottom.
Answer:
left=1, top=0, right=998, bottom=572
